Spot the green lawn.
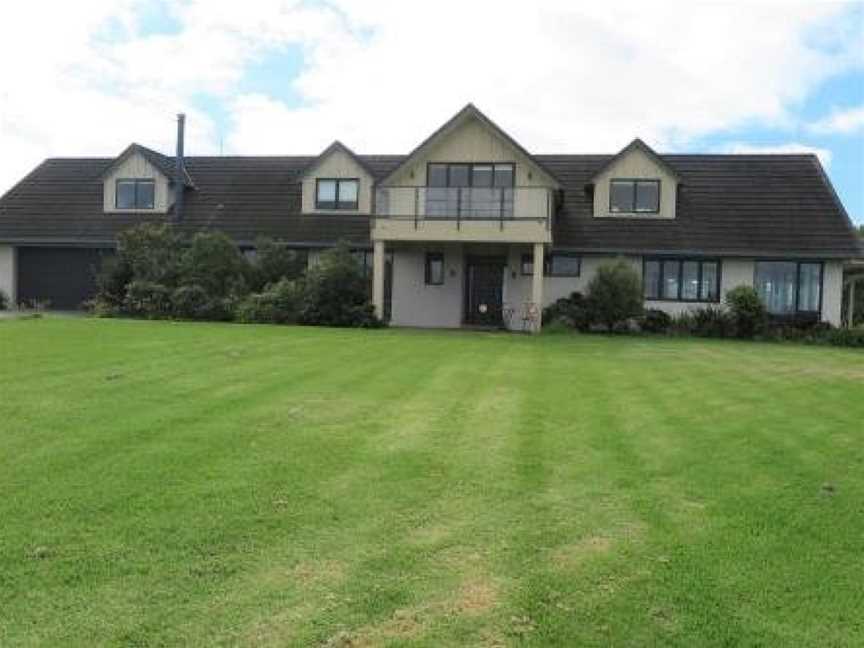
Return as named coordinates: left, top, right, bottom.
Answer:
left=1, top=318, right=862, bottom=647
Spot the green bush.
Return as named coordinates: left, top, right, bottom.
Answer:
left=586, top=260, right=643, bottom=331
left=726, top=285, right=767, bottom=338
left=235, top=279, right=301, bottom=324
left=181, top=231, right=249, bottom=297
left=117, top=224, right=184, bottom=286
left=640, top=308, right=671, bottom=333
left=824, top=327, right=864, bottom=348
left=543, top=292, right=591, bottom=331
left=693, top=306, right=734, bottom=338
left=124, top=281, right=172, bottom=319
left=170, top=284, right=233, bottom=321
left=298, top=242, right=382, bottom=328
left=249, top=238, right=308, bottom=290
left=92, top=255, right=132, bottom=312
left=0, top=289, right=8, bottom=311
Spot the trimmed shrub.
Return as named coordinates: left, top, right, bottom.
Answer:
left=586, top=260, right=643, bottom=331
left=543, top=292, right=591, bottom=331
left=249, top=238, right=308, bottom=290
left=298, top=242, right=382, bottom=328
left=117, top=223, right=184, bottom=286
left=726, top=285, right=767, bottom=338
left=640, top=308, right=671, bottom=334
left=235, top=279, right=301, bottom=324
left=181, top=231, right=249, bottom=297
left=123, top=281, right=172, bottom=318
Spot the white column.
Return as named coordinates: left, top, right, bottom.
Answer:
left=0, top=245, right=17, bottom=308
left=372, top=240, right=385, bottom=320
left=848, top=280, right=856, bottom=328
left=531, top=242, right=544, bottom=333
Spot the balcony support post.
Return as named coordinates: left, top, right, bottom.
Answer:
left=373, top=240, right=386, bottom=320
left=531, top=242, right=544, bottom=333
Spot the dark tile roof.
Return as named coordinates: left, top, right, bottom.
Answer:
left=0, top=151, right=859, bottom=257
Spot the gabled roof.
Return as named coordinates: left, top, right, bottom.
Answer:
left=379, top=103, right=560, bottom=187
left=588, top=138, right=681, bottom=182
left=300, top=140, right=376, bottom=179
left=100, top=143, right=196, bottom=188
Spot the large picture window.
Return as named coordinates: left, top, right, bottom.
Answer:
left=754, top=261, right=822, bottom=315
left=115, top=179, right=155, bottom=209
left=426, top=162, right=514, bottom=218
left=520, top=252, right=581, bottom=277
left=644, top=258, right=720, bottom=302
left=316, top=178, right=359, bottom=210
left=610, top=179, right=660, bottom=214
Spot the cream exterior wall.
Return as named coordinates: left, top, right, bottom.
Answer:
left=302, top=149, right=375, bottom=214
left=0, top=245, right=17, bottom=306
left=103, top=153, right=172, bottom=213
left=593, top=148, right=677, bottom=219
left=389, top=244, right=466, bottom=328
left=821, top=261, right=844, bottom=327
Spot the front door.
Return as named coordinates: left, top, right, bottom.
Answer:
left=465, top=257, right=505, bottom=326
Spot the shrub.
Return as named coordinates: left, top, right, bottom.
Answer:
left=171, top=284, right=218, bottom=320
left=235, top=279, right=301, bottom=324
left=93, top=255, right=133, bottom=311
left=692, top=306, right=734, bottom=338
left=543, top=292, right=591, bottom=331
left=298, top=242, right=382, bottom=328
left=249, top=238, right=308, bottom=290
left=123, top=281, right=172, bottom=318
left=640, top=308, right=671, bottom=334
left=824, top=327, right=864, bottom=348
left=181, top=231, right=250, bottom=297
left=117, top=223, right=183, bottom=286
left=0, top=289, right=8, bottom=311
left=726, top=285, right=767, bottom=338
left=586, top=260, right=643, bottom=331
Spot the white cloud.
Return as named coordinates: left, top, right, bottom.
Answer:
left=0, top=0, right=862, bottom=195
left=717, top=142, right=833, bottom=167
left=807, top=105, right=864, bottom=134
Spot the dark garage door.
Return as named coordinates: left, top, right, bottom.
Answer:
left=18, top=247, right=110, bottom=310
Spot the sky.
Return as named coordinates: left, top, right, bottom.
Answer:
left=0, top=0, right=862, bottom=223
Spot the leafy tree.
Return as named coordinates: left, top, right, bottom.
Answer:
left=180, top=231, right=249, bottom=297
left=586, top=260, right=643, bottom=331
left=116, top=223, right=183, bottom=286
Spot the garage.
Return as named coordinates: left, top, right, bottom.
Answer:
left=17, top=247, right=111, bottom=310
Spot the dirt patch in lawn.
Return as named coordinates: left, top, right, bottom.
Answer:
left=551, top=534, right=613, bottom=569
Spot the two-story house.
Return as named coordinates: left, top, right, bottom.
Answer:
left=0, top=104, right=860, bottom=329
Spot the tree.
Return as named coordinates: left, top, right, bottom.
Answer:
left=586, top=260, right=643, bottom=331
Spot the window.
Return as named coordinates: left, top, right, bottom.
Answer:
left=609, top=179, right=660, bottom=213
left=425, top=252, right=444, bottom=285
left=315, top=178, right=359, bottom=210
left=546, top=253, right=581, bottom=277
left=754, top=261, right=822, bottom=315
left=521, top=254, right=534, bottom=276
left=425, top=162, right=515, bottom=218
left=644, top=258, right=721, bottom=302
left=115, top=179, right=155, bottom=209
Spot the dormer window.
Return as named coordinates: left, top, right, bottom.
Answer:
left=316, top=178, right=359, bottom=210
left=610, top=179, right=660, bottom=214
left=115, top=179, right=155, bottom=210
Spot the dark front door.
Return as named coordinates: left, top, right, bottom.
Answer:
left=465, top=257, right=505, bottom=326
left=17, top=247, right=109, bottom=310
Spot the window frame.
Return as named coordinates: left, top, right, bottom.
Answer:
left=545, top=252, right=581, bottom=277
left=315, top=178, right=360, bottom=211
left=115, top=178, right=156, bottom=210
left=609, top=178, right=661, bottom=215
left=643, top=257, right=722, bottom=303
left=425, top=251, right=445, bottom=286
left=753, top=259, right=823, bottom=316
left=520, top=254, right=534, bottom=276
left=426, top=162, right=516, bottom=189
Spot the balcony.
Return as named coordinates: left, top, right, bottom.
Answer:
left=371, top=186, right=554, bottom=244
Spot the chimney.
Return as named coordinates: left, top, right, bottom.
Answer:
left=174, top=113, right=186, bottom=222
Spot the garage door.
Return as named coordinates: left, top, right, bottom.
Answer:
left=17, top=247, right=111, bottom=310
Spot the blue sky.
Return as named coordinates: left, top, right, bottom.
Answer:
left=1, top=1, right=862, bottom=224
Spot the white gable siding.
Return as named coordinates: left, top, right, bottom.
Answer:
left=103, top=153, right=172, bottom=214
left=301, top=149, right=374, bottom=214
left=593, top=148, right=677, bottom=219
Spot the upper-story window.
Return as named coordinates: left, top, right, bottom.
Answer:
left=610, top=179, right=660, bottom=214
left=116, top=179, right=155, bottom=209
left=426, top=163, right=514, bottom=218
left=316, top=178, right=359, bottom=210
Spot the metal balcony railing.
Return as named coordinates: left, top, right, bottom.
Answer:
left=374, top=186, right=553, bottom=229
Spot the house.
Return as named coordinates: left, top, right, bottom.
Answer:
left=0, top=104, right=860, bottom=329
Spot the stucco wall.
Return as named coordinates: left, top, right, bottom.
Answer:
left=389, top=244, right=465, bottom=328
left=103, top=153, right=172, bottom=213
left=0, top=245, right=17, bottom=306
left=822, top=261, right=844, bottom=327
left=593, top=148, right=677, bottom=219
left=302, top=149, right=374, bottom=214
